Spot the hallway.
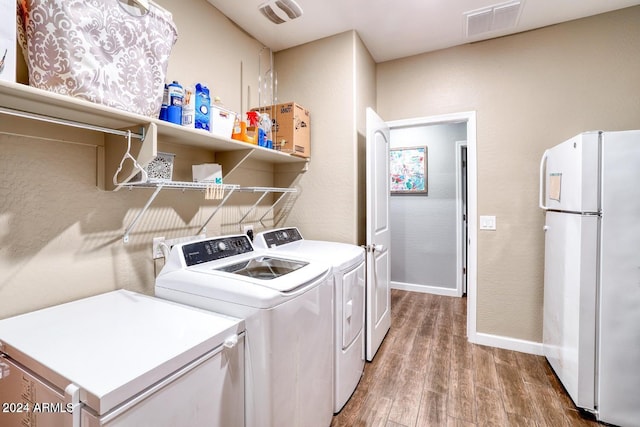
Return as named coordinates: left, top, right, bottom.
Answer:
left=331, top=290, right=600, bottom=426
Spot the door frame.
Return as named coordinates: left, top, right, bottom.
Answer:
left=456, top=140, right=468, bottom=297
left=386, top=111, right=478, bottom=340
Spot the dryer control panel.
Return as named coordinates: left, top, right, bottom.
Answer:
left=260, top=228, right=303, bottom=248
left=182, top=236, right=253, bottom=266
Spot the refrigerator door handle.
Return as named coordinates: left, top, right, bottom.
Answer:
left=539, top=149, right=550, bottom=210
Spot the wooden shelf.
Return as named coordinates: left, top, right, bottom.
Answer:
left=0, top=80, right=308, bottom=164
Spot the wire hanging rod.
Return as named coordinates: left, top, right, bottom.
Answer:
left=0, top=106, right=145, bottom=140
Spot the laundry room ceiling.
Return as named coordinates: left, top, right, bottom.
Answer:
left=206, top=0, right=640, bottom=62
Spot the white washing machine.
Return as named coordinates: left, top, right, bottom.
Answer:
left=155, top=233, right=333, bottom=427
left=253, top=227, right=366, bottom=413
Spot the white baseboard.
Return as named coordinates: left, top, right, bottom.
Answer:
left=391, top=281, right=460, bottom=297
left=468, top=331, right=544, bottom=356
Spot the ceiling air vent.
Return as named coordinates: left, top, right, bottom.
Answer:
left=259, top=0, right=303, bottom=24
left=465, top=0, right=523, bottom=38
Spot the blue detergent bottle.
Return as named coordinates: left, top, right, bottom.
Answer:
left=167, top=81, right=184, bottom=125
left=195, top=84, right=211, bottom=131
left=159, top=84, right=169, bottom=121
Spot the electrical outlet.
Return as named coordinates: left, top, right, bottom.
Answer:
left=479, top=215, right=497, bottom=230
left=152, top=234, right=206, bottom=260
left=152, top=236, right=166, bottom=259
left=242, top=224, right=255, bottom=241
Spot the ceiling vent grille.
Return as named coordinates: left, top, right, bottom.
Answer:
left=465, top=0, right=523, bottom=38
left=259, top=0, right=303, bottom=24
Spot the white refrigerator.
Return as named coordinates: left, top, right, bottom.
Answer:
left=539, top=130, right=640, bottom=427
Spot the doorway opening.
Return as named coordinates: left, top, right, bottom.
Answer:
left=386, top=111, right=477, bottom=339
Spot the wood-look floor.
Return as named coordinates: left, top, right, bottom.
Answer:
left=331, top=289, right=601, bottom=427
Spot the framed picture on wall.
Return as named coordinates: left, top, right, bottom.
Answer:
left=390, top=146, right=428, bottom=194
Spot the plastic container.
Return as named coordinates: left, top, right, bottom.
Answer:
left=258, top=113, right=272, bottom=149
left=195, top=84, right=211, bottom=131
left=231, top=119, right=254, bottom=143
left=209, top=104, right=237, bottom=139
left=167, top=81, right=183, bottom=125
left=258, top=128, right=267, bottom=147
left=182, top=86, right=195, bottom=128
left=159, top=84, right=169, bottom=121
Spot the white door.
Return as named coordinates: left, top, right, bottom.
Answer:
left=597, top=130, right=640, bottom=426
left=365, top=108, right=391, bottom=361
left=540, top=131, right=600, bottom=213
left=542, top=211, right=597, bottom=411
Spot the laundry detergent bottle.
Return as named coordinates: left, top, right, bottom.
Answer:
left=166, top=81, right=184, bottom=125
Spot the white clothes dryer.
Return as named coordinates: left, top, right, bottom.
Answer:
left=253, top=227, right=366, bottom=413
left=155, top=234, right=333, bottom=427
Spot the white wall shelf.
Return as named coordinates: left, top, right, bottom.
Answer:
left=0, top=81, right=309, bottom=165
left=0, top=81, right=306, bottom=242
left=121, top=182, right=296, bottom=243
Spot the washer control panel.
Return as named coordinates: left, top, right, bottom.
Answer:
left=182, top=235, right=253, bottom=266
left=260, top=228, right=303, bottom=248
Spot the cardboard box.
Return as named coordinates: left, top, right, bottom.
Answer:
left=192, top=163, right=222, bottom=184
left=252, top=102, right=310, bottom=158
left=0, top=0, right=17, bottom=82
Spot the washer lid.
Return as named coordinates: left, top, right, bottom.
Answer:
left=189, top=253, right=329, bottom=293
left=216, top=256, right=308, bottom=279
left=0, top=290, right=243, bottom=416
left=255, top=235, right=365, bottom=271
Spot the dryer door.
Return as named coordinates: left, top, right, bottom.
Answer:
left=342, top=261, right=366, bottom=349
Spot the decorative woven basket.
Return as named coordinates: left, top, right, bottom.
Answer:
left=16, top=0, right=178, bottom=117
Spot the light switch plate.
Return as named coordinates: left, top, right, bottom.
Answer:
left=479, top=215, right=497, bottom=230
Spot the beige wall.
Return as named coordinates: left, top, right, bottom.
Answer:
left=273, top=31, right=376, bottom=244
left=160, top=0, right=263, bottom=114
left=377, top=6, right=640, bottom=341
left=355, top=34, right=377, bottom=245
left=0, top=0, right=273, bottom=319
